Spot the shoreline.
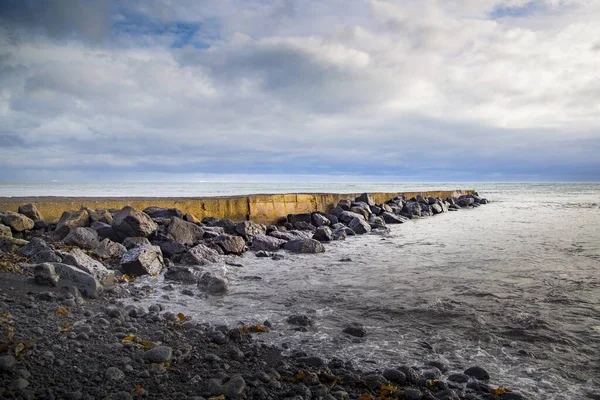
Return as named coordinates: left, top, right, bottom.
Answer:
left=0, top=191, right=528, bottom=399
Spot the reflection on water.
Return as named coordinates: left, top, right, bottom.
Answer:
left=130, top=183, right=600, bottom=400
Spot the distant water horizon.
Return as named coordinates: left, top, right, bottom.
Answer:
left=1, top=181, right=598, bottom=198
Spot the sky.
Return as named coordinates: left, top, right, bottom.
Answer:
left=0, top=0, right=599, bottom=182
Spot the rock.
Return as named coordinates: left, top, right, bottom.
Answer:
left=0, top=355, right=16, bottom=372
left=221, top=375, right=246, bottom=398
left=311, top=213, right=330, bottom=227
left=234, top=221, right=266, bottom=239
left=404, top=388, right=422, bottom=400
left=180, top=243, right=220, bottom=265
left=18, top=203, right=43, bottom=221
left=62, top=247, right=114, bottom=285
left=123, top=236, right=151, bottom=249
left=447, top=373, right=469, bottom=383
left=167, top=217, right=204, bottom=245
left=287, top=315, right=313, bottom=326
left=120, top=245, right=164, bottom=276
left=94, top=238, right=127, bottom=259
left=214, top=234, right=246, bottom=255
left=343, top=323, right=366, bottom=337
left=337, top=210, right=365, bottom=224
left=198, top=272, right=228, bottom=294
left=143, top=346, right=172, bottom=363
left=464, top=366, right=490, bottom=381
left=350, top=205, right=371, bottom=220
left=348, top=217, right=371, bottom=234
left=143, top=206, right=183, bottom=219
left=269, top=230, right=304, bottom=241
left=63, top=227, right=100, bottom=249
left=313, top=226, right=333, bottom=242
left=112, top=206, right=157, bottom=239
left=283, top=238, right=325, bottom=254
left=338, top=199, right=352, bottom=210
left=383, top=369, right=406, bottom=384
left=0, top=236, right=27, bottom=252
left=19, top=237, right=49, bottom=258
left=87, top=208, right=113, bottom=224
left=11, top=378, right=29, bottom=390
left=164, top=266, right=203, bottom=284
left=0, top=224, right=11, bottom=237
left=91, top=221, right=118, bottom=241
left=56, top=209, right=90, bottom=237
left=255, top=250, right=273, bottom=257
left=0, top=211, right=34, bottom=232
left=457, top=196, right=475, bottom=208
left=397, top=365, right=420, bottom=384
left=105, top=366, right=125, bottom=381
left=403, top=201, right=421, bottom=217
left=287, top=213, right=312, bottom=225
left=293, top=221, right=316, bottom=231
left=355, top=193, right=375, bottom=206
left=431, top=203, right=443, bottom=214
left=332, top=228, right=348, bottom=241
left=381, top=212, right=408, bottom=224
left=45, top=262, right=103, bottom=298
left=152, top=235, right=186, bottom=258
left=297, top=356, right=324, bottom=367
left=250, top=234, right=286, bottom=252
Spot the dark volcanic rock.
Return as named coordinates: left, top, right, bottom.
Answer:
left=312, top=226, right=333, bottom=242
left=18, top=203, right=43, bottom=221
left=112, top=206, right=157, bottom=239
left=287, top=315, right=313, bottom=326
left=94, top=238, right=127, bottom=260
left=62, top=247, right=114, bottom=285
left=287, top=213, right=312, bottom=225
left=311, top=213, right=330, bottom=227
left=180, top=243, right=220, bottom=265
left=337, top=211, right=365, bottom=224
left=152, top=235, right=186, bottom=258
left=45, top=262, right=103, bottom=298
left=381, top=212, right=408, bottom=224
left=63, top=227, right=100, bottom=249
left=198, top=272, right=229, bottom=294
left=343, top=323, right=367, bottom=337
left=235, top=221, right=266, bottom=239
left=119, top=245, right=164, bottom=276
left=0, top=224, right=10, bottom=237
left=123, top=237, right=151, bottom=249
left=56, top=209, right=90, bottom=237
left=464, top=366, right=490, bottom=381
left=250, top=234, right=286, bottom=252
left=355, top=193, right=375, bottom=206
left=90, top=221, right=119, bottom=241
left=348, top=217, right=371, bottom=234
left=143, top=207, right=183, bottom=219
left=213, top=234, right=246, bottom=255
left=164, top=265, right=203, bottom=284
left=167, top=217, right=204, bottom=245
left=283, top=238, right=325, bottom=254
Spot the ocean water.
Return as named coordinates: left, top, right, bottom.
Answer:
left=4, top=182, right=600, bottom=398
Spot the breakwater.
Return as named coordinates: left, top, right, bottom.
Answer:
left=0, top=190, right=474, bottom=224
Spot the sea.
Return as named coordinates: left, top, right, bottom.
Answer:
left=1, top=182, right=599, bottom=399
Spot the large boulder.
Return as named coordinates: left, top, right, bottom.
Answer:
left=123, top=237, right=151, bottom=249
left=457, top=196, right=475, bottom=208
left=350, top=206, right=371, bottom=220
left=142, top=207, right=184, bottom=220
left=349, top=217, right=371, bottom=234
left=40, top=262, right=102, bottom=298
left=431, top=203, right=443, bottom=214
left=0, top=224, right=11, bottom=238
left=152, top=235, right=187, bottom=258
left=93, top=238, right=126, bottom=260
left=283, top=238, right=325, bottom=254
left=112, top=206, right=157, bottom=240
left=164, top=265, right=203, bottom=284
left=0, top=212, right=34, bottom=232
left=87, top=209, right=113, bottom=224
left=311, top=213, right=330, bottom=227
left=312, top=226, right=333, bottom=242
left=338, top=211, right=365, bottom=224
left=56, top=209, right=90, bottom=238
left=234, top=221, right=266, bottom=239
left=287, top=213, right=312, bottom=225
left=381, top=212, right=408, bottom=224
left=63, top=227, right=100, bottom=249
left=332, top=228, right=348, bottom=241
left=19, top=237, right=62, bottom=263
left=62, top=247, right=114, bottom=285
left=355, top=193, right=375, bottom=206
left=337, top=199, right=352, bottom=210
left=250, top=234, right=286, bottom=252
left=213, top=234, right=246, bottom=255
left=180, top=243, right=220, bottom=265
left=198, top=272, right=229, bottom=294
left=18, top=204, right=43, bottom=221
left=167, top=217, right=204, bottom=245
left=119, top=245, right=164, bottom=276
left=403, top=201, right=421, bottom=217
left=34, top=263, right=59, bottom=286
left=90, top=221, right=119, bottom=241
left=269, top=230, right=311, bottom=241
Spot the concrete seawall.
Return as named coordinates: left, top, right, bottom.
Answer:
left=0, top=190, right=474, bottom=224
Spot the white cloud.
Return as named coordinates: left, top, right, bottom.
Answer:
left=0, top=0, right=599, bottom=180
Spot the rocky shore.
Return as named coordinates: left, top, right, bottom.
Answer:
left=0, top=192, right=528, bottom=399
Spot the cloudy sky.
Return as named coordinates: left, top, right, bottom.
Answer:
left=0, top=0, right=599, bottom=182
